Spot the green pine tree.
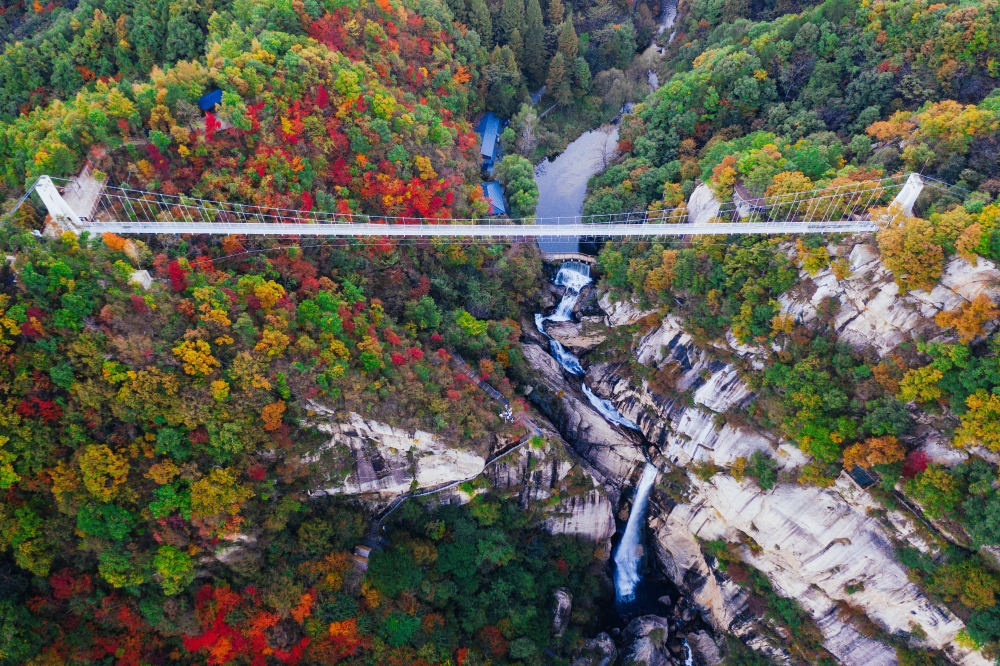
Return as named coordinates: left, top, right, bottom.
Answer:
left=572, top=56, right=592, bottom=96
left=445, top=0, right=470, bottom=24
left=129, top=0, right=168, bottom=73
left=522, top=0, right=547, bottom=86
left=509, top=26, right=524, bottom=67
left=163, top=0, right=205, bottom=64
left=485, top=45, right=526, bottom=117
left=469, top=0, right=494, bottom=47
left=498, top=0, right=525, bottom=47
left=557, top=13, right=578, bottom=61
left=546, top=51, right=571, bottom=106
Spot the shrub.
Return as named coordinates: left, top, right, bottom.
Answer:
left=366, top=547, right=423, bottom=598
left=746, top=451, right=778, bottom=490
left=508, top=637, right=538, bottom=659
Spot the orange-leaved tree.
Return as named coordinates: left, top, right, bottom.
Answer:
left=935, top=294, right=1000, bottom=343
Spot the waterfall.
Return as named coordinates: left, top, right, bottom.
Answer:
left=536, top=264, right=593, bottom=376
left=614, top=462, right=659, bottom=601
left=582, top=382, right=639, bottom=430
left=536, top=263, right=658, bottom=604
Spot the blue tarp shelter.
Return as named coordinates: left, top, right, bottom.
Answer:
left=481, top=182, right=506, bottom=216
left=198, top=89, right=224, bottom=111
left=476, top=112, right=501, bottom=165
left=848, top=465, right=878, bottom=489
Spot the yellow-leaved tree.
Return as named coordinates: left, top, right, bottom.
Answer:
left=874, top=205, right=944, bottom=293
left=955, top=389, right=1000, bottom=451
left=78, top=444, right=130, bottom=502
left=842, top=436, right=906, bottom=469
left=190, top=468, right=254, bottom=536
left=897, top=366, right=944, bottom=403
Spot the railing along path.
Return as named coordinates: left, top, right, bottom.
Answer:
left=25, top=172, right=965, bottom=238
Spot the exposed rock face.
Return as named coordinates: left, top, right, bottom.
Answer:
left=487, top=420, right=616, bottom=542
left=780, top=243, right=1000, bottom=356
left=571, top=632, right=616, bottom=666
left=487, top=425, right=573, bottom=503
left=686, top=631, right=723, bottom=666
left=687, top=183, right=721, bottom=225
left=657, top=475, right=994, bottom=665
left=545, top=316, right=608, bottom=354
left=309, top=409, right=485, bottom=496
left=586, top=300, right=991, bottom=665
left=648, top=499, right=791, bottom=663
left=521, top=342, right=645, bottom=485
left=553, top=588, right=573, bottom=637
left=544, top=490, right=616, bottom=542
left=598, top=292, right=657, bottom=326
left=586, top=316, right=808, bottom=471
left=622, top=615, right=674, bottom=666
left=308, top=400, right=616, bottom=542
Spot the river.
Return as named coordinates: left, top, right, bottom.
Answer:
left=532, top=0, right=678, bottom=253
left=533, top=127, right=620, bottom=254
left=534, top=262, right=696, bottom=663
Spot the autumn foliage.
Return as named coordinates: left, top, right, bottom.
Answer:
left=842, top=436, right=906, bottom=470
left=935, top=294, right=1000, bottom=343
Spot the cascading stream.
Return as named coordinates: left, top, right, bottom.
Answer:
left=534, top=264, right=596, bottom=376
left=536, top=265, right=652, bottom=598
left=582, top=382, right=640, bottom=431
left=613, top=461, right=658, bottom=600
left=536, top=262, right=694, bottom=660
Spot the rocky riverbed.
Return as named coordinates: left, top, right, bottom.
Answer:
left=522, top=241, right=999, bottom=665
left=306, top=232, right=1000, bottom=664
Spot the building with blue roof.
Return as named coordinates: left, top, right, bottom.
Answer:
left=476, top=112, right=502, bottom=170
left=197, top=89, right=224, bottom=112
left=481, top=182, right=507, bottom=216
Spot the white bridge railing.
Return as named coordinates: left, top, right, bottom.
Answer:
left=25, top=171, right=961, bottom=237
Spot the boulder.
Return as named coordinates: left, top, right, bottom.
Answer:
left=939, top=256, right=1000, bottom=301
left=687, top=183, right=721, bottom=225
left=622, top=615, right=673, bottom=666
left=553, top=588, right=573, bottom=637
left=573, top=284, right=603, bottom=317
left=129, top=269, right=153, bottom=290
left=571, top=632, right=616, bottom=666
left=521, top=316, right=550, bottom=346
left=598, top=292, right=657, bottom=326
left=686, top=631, right=723, bottom=666
left=545, top=317, right=608, bottom=354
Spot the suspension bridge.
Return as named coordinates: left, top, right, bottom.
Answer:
left=26, top=170, right=962, bottom=238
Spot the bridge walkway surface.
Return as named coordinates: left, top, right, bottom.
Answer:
left=21, top=171, right=965, bottom=238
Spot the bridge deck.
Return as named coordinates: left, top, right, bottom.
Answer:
left=82, top=220, right=879, bottom=236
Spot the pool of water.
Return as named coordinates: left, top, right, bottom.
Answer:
left=534, top=126, right=620, bottom=254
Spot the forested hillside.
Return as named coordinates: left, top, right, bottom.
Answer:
left=8, top=0, right=1000, bottom=659
left=586, top=0, right=1000, bottom=214
left=0, top=0, right=612, bottom=662
left=583, top=0, right=1000, bottom=661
